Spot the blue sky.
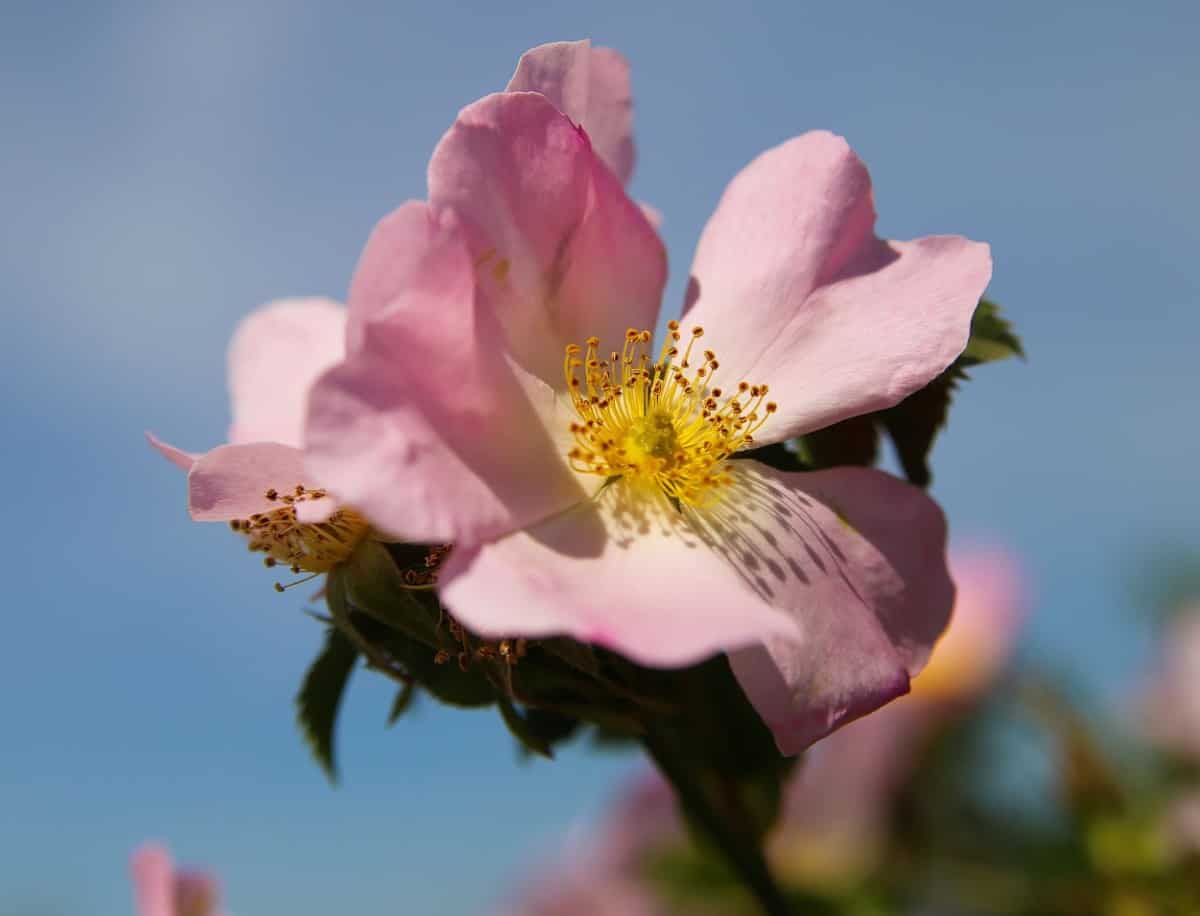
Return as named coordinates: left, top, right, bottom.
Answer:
left=2, top=0, right=1198, bottom=913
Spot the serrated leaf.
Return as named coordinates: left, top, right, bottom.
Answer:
left=296, top=626, right=358, bottom=784
left=387, top=682, right=417, bottom=726
left=877, top=364, right=965, bottom=488
left=961, top=298, right=1025, bottom=366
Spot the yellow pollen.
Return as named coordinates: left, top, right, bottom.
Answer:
left=562, top=325, right=775, bottom=507
left=230, top=485, right=368, bottom=579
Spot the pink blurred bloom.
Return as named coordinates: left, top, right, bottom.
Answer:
left=130, top=844, right=222, bottom=916
left=147, top=298, right=369, bottom=579
left=304, top=39, right=991, bottom=752
left=502, top=546, right=1027, bottom=909
left=1137, top=601, right=1200, bottom=759
left=495, top=774, right=678, bottom=916
left=770, top=544, right=1028, bottom=882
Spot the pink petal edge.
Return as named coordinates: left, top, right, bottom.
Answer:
left=684, top=130, right=991, bottom=443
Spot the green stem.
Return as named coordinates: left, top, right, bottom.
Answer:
left=644, top=733, right=794, bottom=916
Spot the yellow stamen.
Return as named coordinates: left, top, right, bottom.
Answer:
left=230, top=485, right=368, bottom=579
left=563, top=324, right=777, bottom=508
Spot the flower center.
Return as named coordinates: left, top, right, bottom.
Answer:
left=563, top=321, right=776, bottom=508
left=229, top=484, right=368, bottom=580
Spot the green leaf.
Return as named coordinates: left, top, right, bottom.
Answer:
left=877, top=364, right=964, bottom=488
left=387, top=682, right=417, bottom=726
left=793, top=415, right=878, bottom=470
left=961, top=298, right=1025, bottom=366
left=295, top=626, right=358, bottom=784
left=337, top=542, right=446, bottom=647
left=496, top=695, right=556, bottom=758
left=351, top=612, right=497, bottom=709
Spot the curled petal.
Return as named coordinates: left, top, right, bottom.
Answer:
left=506, top=39, right=636, bottom=185
left=684, top=131, right=991, bottom=442
left=307, top=206, right=585, bottom=544
left=130, top=845, right=174, bottom=916
left=187, top=442, right=332, bottom=522
left=438, top=482, right=801, bottom=668
left=146, top=431, right=198, bottom=472
left=724, top=461, right=953, bottom=753
left=226, top=298, right=346, bottom=447
left=428, top=91, right=665, bottom=383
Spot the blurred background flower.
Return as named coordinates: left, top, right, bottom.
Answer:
left=3, top=1, right=1197, bottom=913
left=495, top=544, right=1029, bottom=914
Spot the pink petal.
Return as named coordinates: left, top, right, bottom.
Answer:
left=438, top=481, right=802, bottom=668
left=725, top=461, right=953, bottom=754
left=146, top=431, right=197, bottom=472
left=506, top=39, right=636, bottom=185
left=306, top=206, right=586, bottom=544
left=910, top=544, right=1027, bottom=702
left=427, top=91, right=665, bottom=383
left=683, top=131, right=991, bottom=443
left=187, top=442, right=333, bottom=522
left=130, top=844, right=175, bottom=916
left=226, top=298, right=346, bottom=447
left=1138, top=607, right=1200, bottom=758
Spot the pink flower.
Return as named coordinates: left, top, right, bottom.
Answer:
left=770, top=544, right=1028, bottom=882
left=495, top=774, right=678, bottom=916
left=500, top=545, right=1027, bottom=909
left=303, top=39, right=992, bottom=752
left=130, top=844, right=222, bottom=916
left=1137, top=601, right=1200, bottom=759
left=148, top=298, right=369, bottom=584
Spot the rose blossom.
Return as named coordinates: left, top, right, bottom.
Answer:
left=498, top=545, right=1027, bottom=911
left=302, top=39, right=992, bottom=752
left=148, top=298, right=369, bottom=587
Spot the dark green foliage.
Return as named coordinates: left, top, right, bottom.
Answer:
left=386, top=683, right=416, bottom=726
left=295, top=625, right=358, bottom=783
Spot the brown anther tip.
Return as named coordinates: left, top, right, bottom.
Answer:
left=229, top=520, right=241, bottom=531
left=739, top=381, right=750, bottom=391
left=766, top=402, right=778, bottom=412
left=691, top=326, right=704, bottom=337
left=294, top=485, right=305, bottom=495
left=565, top=344, right=581, bottom=354
left=586, top=336, right=600, bottom=346
left=290, top=564, right=301, bottom=574
left=667, top=319, right=680, bottom=330
left=273, top=582, right=285, bottom=593
left=264, top=557, right=277, bottom=567
left=265, top=488, right=278, bottom=501
left=711, top=387, right=722, bottom=397
left=640, top=330, right=652, bottom=342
